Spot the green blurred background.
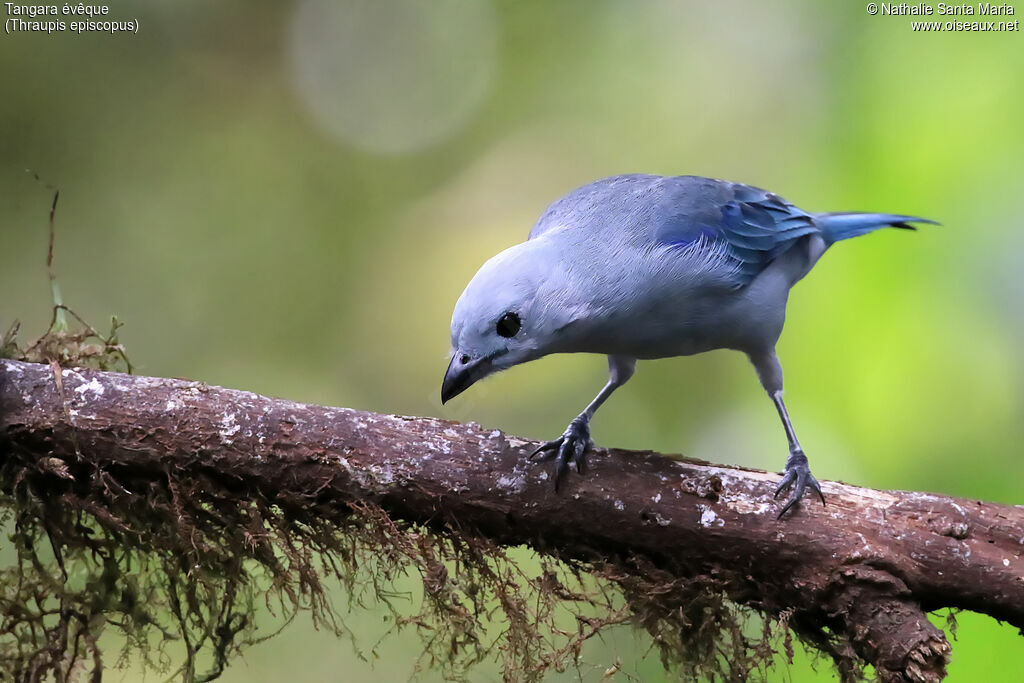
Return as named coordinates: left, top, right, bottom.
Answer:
left=2, top=0, right=1022, bottom=680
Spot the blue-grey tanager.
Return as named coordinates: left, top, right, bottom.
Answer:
left=441, top=174, right=935, bottom=516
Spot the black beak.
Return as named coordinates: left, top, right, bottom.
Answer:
left=441, top=353, right=484, bottom=404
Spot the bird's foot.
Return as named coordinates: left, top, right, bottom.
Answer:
left=774, top=450, right=826, bottom=519
left=529, top=417, right=593, bottom=491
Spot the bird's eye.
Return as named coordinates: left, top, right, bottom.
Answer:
left=496, top=311, right=521, bottom=338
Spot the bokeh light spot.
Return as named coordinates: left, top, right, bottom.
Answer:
left=288, top=0, right=497, bottom=155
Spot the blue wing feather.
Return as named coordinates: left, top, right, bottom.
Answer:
left=653, top=177, right=819, bottom=283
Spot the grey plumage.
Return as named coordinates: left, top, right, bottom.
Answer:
left=442, top=174, right=936, bottom=516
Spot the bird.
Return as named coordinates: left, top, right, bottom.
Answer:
left=440, top=174, right=935, bottom=517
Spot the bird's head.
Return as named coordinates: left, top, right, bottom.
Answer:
left=442, top=239, right=573, bottom=403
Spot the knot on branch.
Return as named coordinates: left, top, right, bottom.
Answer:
left=822, top=566, right=950, bottom=683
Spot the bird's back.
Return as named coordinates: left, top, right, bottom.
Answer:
left=531, top=174, right=732, bottom=244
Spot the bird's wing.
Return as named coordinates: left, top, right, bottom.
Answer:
left=653, top=177, right=821, bottom=283
left=528, top=175, right=821, bottom=286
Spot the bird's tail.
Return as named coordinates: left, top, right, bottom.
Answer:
left=815, top=212, right=939, bottom=245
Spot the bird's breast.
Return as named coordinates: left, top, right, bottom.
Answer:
left=556, top=283, right=787, bottom=359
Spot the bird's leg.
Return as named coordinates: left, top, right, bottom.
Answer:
left=531, top=355, right=636, bottom=490
left=750, top=350, right=825, bottom=518
left=771, top=391, right=825, bottom=517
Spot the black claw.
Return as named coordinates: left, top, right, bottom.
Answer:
left=554, top=438, right=575, bottom=492
left=773, top=470, right=796, bottom=499
left=529, top=439, right=559, bottom=460
left=531, top=419, right=592, bottom=491
left=775, top=450, right=826, bottom=519
left=810, top=477, right=826, bottom=506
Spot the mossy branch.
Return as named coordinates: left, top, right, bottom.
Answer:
left=1, top=359, right=1022, bottom=682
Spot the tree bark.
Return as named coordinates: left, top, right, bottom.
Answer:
left=1, top=359, right=1022, bottom=682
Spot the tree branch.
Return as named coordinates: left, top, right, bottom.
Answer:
left=1, top=359, right=1022, bottom=682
